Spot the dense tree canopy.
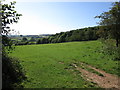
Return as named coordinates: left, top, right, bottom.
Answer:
left=37, top=26, right=99, bottom=44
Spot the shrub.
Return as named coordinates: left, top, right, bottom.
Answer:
left=2, top=55, right=27, bottom=88
left=101, top=39, right=120, bottom=60
left=15, top=41, right=28, bottom=45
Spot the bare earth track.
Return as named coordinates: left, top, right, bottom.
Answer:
left=72, top=62, right=120, bottom=89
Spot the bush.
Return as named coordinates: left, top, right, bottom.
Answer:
left=101, top=39, right=120, bottom=60
left=28, top=42, right=36, bottom=45
left=2, top=55, right=27, bottom=88
left=22, top=37, right=28, bottom=42
left=15, top=41, right=28, bottom=45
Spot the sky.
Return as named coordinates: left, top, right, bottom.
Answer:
left=3, top=0, right=117, bottom=35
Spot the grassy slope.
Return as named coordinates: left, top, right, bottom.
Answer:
left=9, top=40, right=119, bottom=88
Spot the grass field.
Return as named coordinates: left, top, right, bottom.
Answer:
left=9, top=40, right=119, bottom=88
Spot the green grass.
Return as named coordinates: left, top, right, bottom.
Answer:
left=9, top=40, right=119, bottom=88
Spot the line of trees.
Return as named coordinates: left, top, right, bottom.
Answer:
left=37, top=26, right=99, bottom=44
left=15, top=37, right=36, bottom=45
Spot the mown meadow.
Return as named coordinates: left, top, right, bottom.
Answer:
left=9, top=40, right=119, bottom=88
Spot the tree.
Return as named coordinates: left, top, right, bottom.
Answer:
left=20, top=35, right=23, bottom=37
left=2, top=1, right=22, bottom=35
left=57, top=32, right=66, bottom=42
left=79, top=30, right=85, bottom=41
left=29, top=37, right=36, bottom=42
left=95, top=2, right=120, bottom=47
left=1, top=1, right=22, bottom=54
left=41, top=38, right=48, bottom=44
left=36, top=38, right=42, bottom=44
left=22, top=37, right=28, bottom=42
left=1, top=1, right=26, bottom=88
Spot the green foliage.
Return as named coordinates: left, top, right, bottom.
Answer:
left=37, top=38, right=48, bottom=44
left=29, top=37, right=36, bottom=42
left=1, top=1, right=22, bottom=53
left=2, top=35, right=13, bottom=55
left=9, top=41, right=120, bottom=88
left=1, top=0, right=22, bottom=46
left=37, top=26, right=99, bottom=44
left=101, top=39, right=120, bottom=60
left=2, top=1, right=26, bottom=88
left=22, top=37, right=28, bottom=42
left=1, top=1, right=22, bottom=35
left=95, top=1, right=120, bottom=60
left=2, top=55, right=26, bottom=88
left=15, top=41, right=29, bottom=45
left=95, top=1, right=120, bottom=47
left=96, top=26, right=109, bottom=39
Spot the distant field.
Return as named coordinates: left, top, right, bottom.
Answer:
left=9, top=40, right=119, bottom=88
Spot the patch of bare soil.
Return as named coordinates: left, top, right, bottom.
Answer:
left=72, top=63, right=120, bottom=89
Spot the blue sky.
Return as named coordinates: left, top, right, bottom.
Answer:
left=5, top=1, right=113, bottom=35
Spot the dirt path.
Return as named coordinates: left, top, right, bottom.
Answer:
left=72, top=62, right=120, bottom=89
